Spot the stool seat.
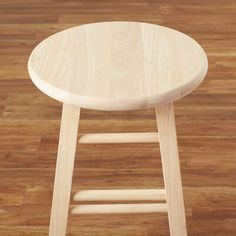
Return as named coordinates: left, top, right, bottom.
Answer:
left=28, top=21, right=208, bottom=111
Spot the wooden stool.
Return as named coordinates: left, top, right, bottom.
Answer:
left=28, top=21, right=208, bottom=236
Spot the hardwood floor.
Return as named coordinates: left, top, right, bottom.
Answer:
left=0, top=0, right=236, bottom=235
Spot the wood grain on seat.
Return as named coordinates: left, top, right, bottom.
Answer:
left=28, top=21, right=208, bottom=111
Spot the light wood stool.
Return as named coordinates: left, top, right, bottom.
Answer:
left=28, top=21, right=208, bottom=236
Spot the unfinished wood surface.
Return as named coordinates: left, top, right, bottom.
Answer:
left=1, top=1, right=236, bottom=236
left=156, top=103, right=187, bottom=236
left=73, top=189, right=166, bottom=202
left=71, top=203, right=168, bottom=214
left=49, top=104, right=80, bottom=236
left=78, top=132, right=158, bottom=143
left=28, top=21, right=208, bottom=111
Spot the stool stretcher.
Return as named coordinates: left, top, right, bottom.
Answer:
left=78, top=132, right=159, bottom=144
left=71, top=203, right=167, bottom=214
left=73, top=189, right=166, bottom=202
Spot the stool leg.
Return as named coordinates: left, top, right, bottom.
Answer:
left=49, top=104, right=80, bottom=236
left=155, top=103, right=188, bottom=236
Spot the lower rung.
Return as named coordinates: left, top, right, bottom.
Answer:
left=73, top=189, right=166, bottom=202
left=71, top=203, right=167, bottom=214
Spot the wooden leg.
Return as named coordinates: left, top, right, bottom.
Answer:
left=155, top=103, right=188, bottom=236
left=49, top=104, right=80, bottom=236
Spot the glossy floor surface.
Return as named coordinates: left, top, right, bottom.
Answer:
left=0, top=1, right=236, bottom=235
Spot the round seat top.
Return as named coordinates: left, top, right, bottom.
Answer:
left=28, top=21, right=208, bottom=111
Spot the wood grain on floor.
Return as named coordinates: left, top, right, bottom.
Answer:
left=0, top=0, right=236, bottom=235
